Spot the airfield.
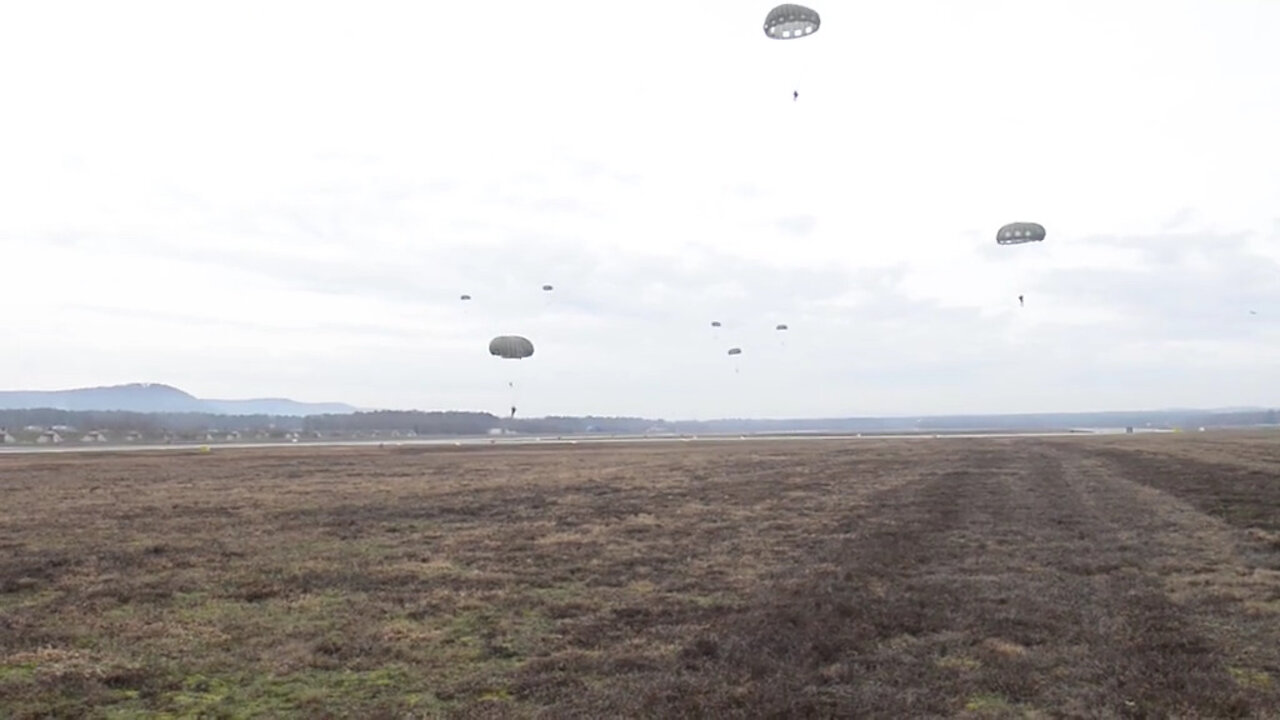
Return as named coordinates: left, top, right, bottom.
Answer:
left=0, top=426, right=1170, bottom=456
left=2, top=431, right=1277, bottom=717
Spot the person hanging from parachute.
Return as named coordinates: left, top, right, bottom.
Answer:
left=764, top=4, right=821, bottom=101
left=997, top=222, right=1046, bottom=308
left=490, top=335, right=534, bottom=421
left=728, top=346, right=743, bottom=374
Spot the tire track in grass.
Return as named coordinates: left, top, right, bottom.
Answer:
left=545, top=441, right=1261, bottom=718
left=491, top=444, right=933, bottom=718
left=1053, top=442, right=1280, bottom=714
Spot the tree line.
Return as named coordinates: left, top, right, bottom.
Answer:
left=2, top=406, right=1277, bottom=441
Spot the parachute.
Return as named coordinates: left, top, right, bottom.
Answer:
left=541, top=284, right=554, bottom=292
left=727, top=347, right=742, bottom=356
left=996, top=222, right=1046, bottom=245
left=460, top=294, right=471, bottom=301
left=489, top=336, right=534, bottom=359
left=711, top=321, right=722, bottom=328
left=775, top=324, right=789, bottom=331
left=764, top=4, right=820, bottom=39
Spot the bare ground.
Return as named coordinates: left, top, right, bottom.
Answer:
left=1, top=434, right=1278, bottom=718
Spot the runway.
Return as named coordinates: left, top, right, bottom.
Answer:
left=0, top=428, right=1168, bottom=455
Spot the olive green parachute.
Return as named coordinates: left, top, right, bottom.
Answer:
left=775, top=324, right=788, bottom=331
left=727, top=347, right=742, bottom=356
left=541, top=284, right=554, bottom=292
left=996, top=222, right=1046, bottom=245
left=764, top=4, right=820, bottom=39
left=460, top=294, right=471, bottom=301
left=711, top=321, right=722, bottom=328
left=489, top=336, right=534, bottom=359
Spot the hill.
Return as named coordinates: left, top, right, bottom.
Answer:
left=0, top=383, right=358, bottom=417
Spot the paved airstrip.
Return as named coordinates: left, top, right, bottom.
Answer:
left=0, top=427, right=1174, bottom=455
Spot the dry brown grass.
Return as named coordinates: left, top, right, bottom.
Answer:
left=1, top=434, right=1279, bottom=718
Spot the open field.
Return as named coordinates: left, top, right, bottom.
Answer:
left=2, top=433, right=1279, bottom=718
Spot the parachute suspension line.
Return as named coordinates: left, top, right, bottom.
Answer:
left=506, top=362, right=518, bottom=419
left=503, top=360, right=530, bottom=422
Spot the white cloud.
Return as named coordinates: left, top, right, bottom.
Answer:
left=2, top=0, right=1279, bottom=417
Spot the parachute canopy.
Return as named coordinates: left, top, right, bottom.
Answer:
left=489, top=335, right=534, bottom=359
left=776, top=324, right=789, bottom=331
left=711, top=321, right=722, bottom=328
left=460, top=294, right=472, bottom=301
left=997, top=222, right=1046, bottom=245
left=764, top=4, right=820, bottom=39
left=727, top=347, right=743, bottom=356
left=541, top=284, right=554, bottom=292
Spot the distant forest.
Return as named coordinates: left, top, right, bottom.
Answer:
left=2, top=406, right=1278, bottom=442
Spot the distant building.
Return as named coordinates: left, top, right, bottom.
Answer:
left=37, top=431, right=63, bottom=444
left=225, top=431, right=242, bottom=441
left=81, top=431, right=108, bottom=443
left=0, top=430, right=14, bottom=444
left=125, top=431, right=143, bottom=442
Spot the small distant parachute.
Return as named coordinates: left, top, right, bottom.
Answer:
left=489, top=336, right=534, bottom=359
left=460, top=294, right=472, bottom=301
left=711, top=321, right=722, bottom=328
left=996, top=222, right=1047, bottom=245
left=542, top=284, right=554, bottom=292
left=727, top=347, right=742, bottom=356
left=764, top=4, right=820, bottom=39
left=775, top=324, right=789, bottom=331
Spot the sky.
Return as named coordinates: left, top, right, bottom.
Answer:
left=3, top=0, right=1280, bottom=420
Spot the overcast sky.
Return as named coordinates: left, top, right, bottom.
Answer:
left=3, top=0, right=1279, bottom=419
